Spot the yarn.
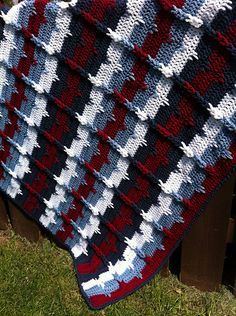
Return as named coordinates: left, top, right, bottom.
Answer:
left=0, top=0, right=235, bottom=310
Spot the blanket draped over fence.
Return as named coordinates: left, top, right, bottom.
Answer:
left=0, top=0, right=235, bottom=309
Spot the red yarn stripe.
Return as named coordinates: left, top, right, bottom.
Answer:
left=158, top=0, right=185, bottom=11
left=75, top=7, right=178, bottom=270
left=89, top=140, right=236, bottom=308
left=219, top=20, right=236, bottom=47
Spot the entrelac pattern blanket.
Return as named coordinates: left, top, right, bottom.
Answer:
left=0, top=0, right=235, bottom=309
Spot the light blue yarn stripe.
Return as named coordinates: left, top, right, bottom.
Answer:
left=0, top=1, right=33, bottom=139
left=181, top=0, right=206, bottom=15
left=0, top=1, right=35, bottom=191
left=0, top=2, right=60, bottom=192
left=132, top=0, right=209, bottom=114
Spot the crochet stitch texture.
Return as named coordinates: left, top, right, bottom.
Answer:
left=0, top=0, right=236, bottom=309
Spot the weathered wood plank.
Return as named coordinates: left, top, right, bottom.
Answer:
left=8, top=200, right=41, bottom=242
left=0, top=194, right=9, bottom=230
left=180, top=174, right=235, bottom=291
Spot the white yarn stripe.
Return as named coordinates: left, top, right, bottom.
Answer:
left=6, top=5, right=72, bottom=198
left=71, top=0, right=230, bottom=258
left=0, top=2, right=25, bottom=110
left=196, top=0, right=232, bottom=22
left=81, top=89, right=236, bottom=292
left=209, top=90, right=236, bottom=120
left=0, top=1, right=30, bottom=195
left=58, top=0, right=78, bottom=9
left=70, top=122, right=148, bottom=257
left=40, top=0, right=147, bottom=235
left=0, top=29, right=14, bottom=98
left=80, top=0, right=233, bottom=290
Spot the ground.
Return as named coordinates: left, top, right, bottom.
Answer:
left=0, top=229, right=235, bottom=316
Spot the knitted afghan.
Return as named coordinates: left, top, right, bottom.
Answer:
left=0, top=0, right=235, bottom=309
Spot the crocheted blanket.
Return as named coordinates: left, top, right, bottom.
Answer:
left=0, top=0, right=235, bottom=309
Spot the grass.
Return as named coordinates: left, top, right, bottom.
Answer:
left=0, top=229, right=235, bottom=316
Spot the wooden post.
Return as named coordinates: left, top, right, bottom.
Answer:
left=160, top=261, right=171, bottom=277
left=180, top=174, right=235, bottom=291
left=8, top=200, right=41, bottom=242
left=226, top=218, right=235, bottom=244
left=0, top=194, right=9, bottom=230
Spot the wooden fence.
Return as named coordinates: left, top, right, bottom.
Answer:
left=0, top=173, right=236, bottom=296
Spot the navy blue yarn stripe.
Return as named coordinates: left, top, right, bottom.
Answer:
left=21, top=0, right=128, bottom=221
left=0, top=18, right=5, bottom=42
